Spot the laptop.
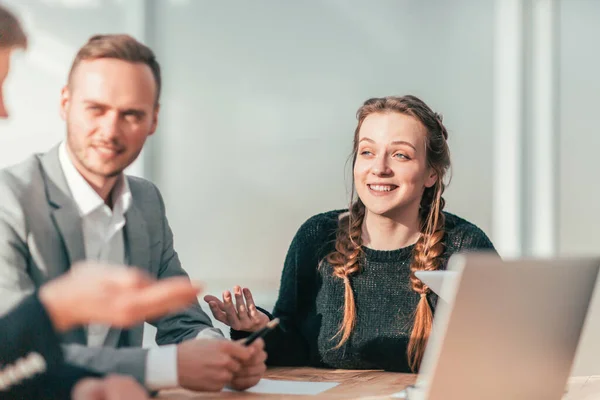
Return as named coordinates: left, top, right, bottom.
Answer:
left=569, top=270, right=600, bottom=376
left=401, top=253, right=600, bottom=400
left=418, top=262, right=600, bottom=377
left=414, top=270, right=459, bottom=303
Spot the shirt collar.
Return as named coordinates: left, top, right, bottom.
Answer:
left=58, top=141, right=132, bottom=217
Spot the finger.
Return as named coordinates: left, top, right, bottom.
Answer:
left=71, top=264, right=153, bottom=292
left=229, top=375, right=262, bottom=391
left=102, top=266, right=155, bottom=289
left=104, top=375, right=149, bottom=399
left=237, top=362, right=267, bottom=377
left=71, top=378, right=106, bottom=400
left=242, top=288, right=257, bottom=310
left=222, top=291, right=241, bottom=329
left=106, top=269, right=154, bottom=295
left=214, top=370, right=234, bottom=387
left=249, top=337, right=265, bottom=352
left=221, top=341, right=253, bottom=363
left=71, top=261, right=127, bottom=273
left=115, top=278, right=201, bottom=326
left=252, top=350, right=268, bottom=366
left=204, top=296, right=227, bottom=314
left=242, top=288, right=260, bottom=321
left=222, top=356, right=242, bottom=374
left=235, top=338, right=265, bottom=359
left=233, top=286, right=250, bottom=324
left=205, top=366, right=234, bottom=388
left=137, top=277, right=201, bottom=311
left=242, top=348, right=267, bottom=370
left=236, top=346, right=267, bottom=374
left=203, top=295, right=226, bottom=310
left=208, top=301, right=229, bottom=324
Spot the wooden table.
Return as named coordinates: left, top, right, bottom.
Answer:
left=158, top=367, right=600, bottom=399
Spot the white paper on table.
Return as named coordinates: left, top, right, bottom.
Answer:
left=390, top=386, right=426, bottom=399
left=224, top=379, right=339, bottom=395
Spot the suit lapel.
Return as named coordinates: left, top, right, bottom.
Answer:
left=51, top=208, right=86, bottom=266
left=124, top=201, right=151, bottom=272
left=103, top=195, right=151, bottom=347
left=39, top=146, right=86, bottom=268
left=39, top=145, right=86, bottom=344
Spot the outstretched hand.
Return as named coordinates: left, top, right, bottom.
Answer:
left=39, top=262, right=202, bottom=332
left=204, top=286, right=269, bottom=332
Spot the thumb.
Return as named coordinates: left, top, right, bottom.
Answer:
left=72, top=378, right=107, bottom=400
left=203, top=294, right=220, bottom=303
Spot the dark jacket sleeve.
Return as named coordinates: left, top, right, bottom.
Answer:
left=0, top=293, right=102, bottom=399
left=4, top=362, right=102, bottom=400
left=0, top=293, right=64, bottom=368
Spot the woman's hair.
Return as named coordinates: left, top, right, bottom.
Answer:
left=324, top=95, right=451, bottom=371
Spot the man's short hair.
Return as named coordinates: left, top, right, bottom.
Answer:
left=68, top=34, right=161, bottom=104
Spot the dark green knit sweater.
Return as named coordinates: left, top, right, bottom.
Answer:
left=232, top=209, right=496, bottom=372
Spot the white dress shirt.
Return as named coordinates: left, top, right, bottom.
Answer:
left=58, top=142, right=178, bottom=389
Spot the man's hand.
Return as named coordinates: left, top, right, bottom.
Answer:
left=72, top=375, right=149, bottom=400
left=39, top=262, right=202, bottom=332
left=229, top=338, right=267, bottom=391
left=177, top=338, right=261, bottom=392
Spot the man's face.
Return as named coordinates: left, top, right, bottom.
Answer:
left=60, top=58, right=159, bottom=181
left=0, top=47, right=13, bottom=119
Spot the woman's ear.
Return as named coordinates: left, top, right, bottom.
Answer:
left=425, top=169, right=437, bottom=188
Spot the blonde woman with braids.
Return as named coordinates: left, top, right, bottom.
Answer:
left=204, top=95, right=496, bottom=372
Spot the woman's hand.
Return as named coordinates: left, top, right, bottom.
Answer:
left=204, top=286, right=269, bottom=332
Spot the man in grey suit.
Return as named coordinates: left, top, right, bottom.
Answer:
left=0, top=33, right=266, bottom=392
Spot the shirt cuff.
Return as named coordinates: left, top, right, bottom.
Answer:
left=145, top=345, right=178, bottom=390
left=195, top=327, right=226, bottom=340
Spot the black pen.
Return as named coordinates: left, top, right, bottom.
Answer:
left=243, top=318, right=280, bottom=346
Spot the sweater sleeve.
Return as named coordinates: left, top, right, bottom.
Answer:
left=456, top=222, right=498, bottom=254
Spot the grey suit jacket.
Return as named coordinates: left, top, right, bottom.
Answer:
left=0, top=145, right=222, bottom=383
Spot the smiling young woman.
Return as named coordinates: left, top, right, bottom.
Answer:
left=204, top=95, right=497, bottom=373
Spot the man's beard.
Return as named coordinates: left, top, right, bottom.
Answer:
left=65, top=122, right=144, bottom=178
left=66, top=133, right=126, bottom=178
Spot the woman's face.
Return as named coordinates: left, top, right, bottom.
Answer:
left=353, top=112, right=437, bottom=220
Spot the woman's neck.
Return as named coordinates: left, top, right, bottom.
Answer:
left=361, top=208, right=421, bottom=251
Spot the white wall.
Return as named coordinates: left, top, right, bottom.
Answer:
left=558, top=0, right=600, bottom=256
left=153, top=0, right=495, bottom=294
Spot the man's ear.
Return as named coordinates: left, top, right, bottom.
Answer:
left=59, top=85, right=70, bottom=121
left=149, top=103, right=159, bottom=136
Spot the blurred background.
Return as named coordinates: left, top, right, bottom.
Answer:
left=0, top=0, right=597, bottom=342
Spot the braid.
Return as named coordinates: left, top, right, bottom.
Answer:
left=324, top=200, right=366, bottom=347
left=407, top=183, right=446, bottom=371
